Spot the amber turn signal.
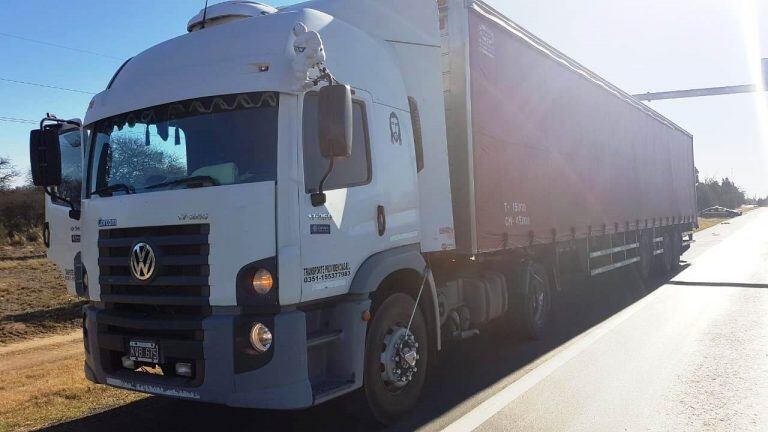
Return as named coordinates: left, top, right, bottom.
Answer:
left=251, top=269, right=274, bottom=295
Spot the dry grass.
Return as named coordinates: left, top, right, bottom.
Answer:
left=695, top=206, right=756, bottom=233
left=0, top=248, right=84, bottom=345
left=0, top=246, right=145, bottom=432
left=0, top=344, right=146, bottom=432
left=695, top=217, right=728, bottom=232
left=0, top=244, right=45, bottom=260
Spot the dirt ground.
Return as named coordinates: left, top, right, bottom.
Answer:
left=0, top=245, right=84, bottom=345
left=0, top=245, right=46, bottom=260
left=0, top=244, right=144, bottom=432
left=0, top=333, right=146, bottom=432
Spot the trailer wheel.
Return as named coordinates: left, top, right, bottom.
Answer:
left=520, top=262, right=551, bottom=340
left=359, top=293, right=428, bottom=425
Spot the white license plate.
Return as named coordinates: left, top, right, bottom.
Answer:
left=129, top=340, right=159, bottom=363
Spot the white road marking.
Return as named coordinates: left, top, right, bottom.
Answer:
left=442, top=286, right=663, bottom=432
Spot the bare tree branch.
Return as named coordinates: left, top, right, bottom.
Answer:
left=0, top=157, right=18, bottom=190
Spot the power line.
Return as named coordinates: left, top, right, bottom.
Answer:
left=0, top=116, right=37, bottom=125
left=0, top=31, right=126, bottom=61
left=0, top=77, right=96, bottom=95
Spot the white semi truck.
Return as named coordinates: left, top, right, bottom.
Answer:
left=29, top=0, right=696, bottom=423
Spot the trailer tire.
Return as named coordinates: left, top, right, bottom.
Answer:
left=520, top=262, right=551, bottom=340
left=357, top=293, right=429, bottom=425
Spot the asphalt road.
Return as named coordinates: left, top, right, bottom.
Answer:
left=43, top=208, right=768, bottom=432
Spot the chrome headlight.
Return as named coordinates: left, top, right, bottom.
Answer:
left=249, top=323, right=273, bottom=353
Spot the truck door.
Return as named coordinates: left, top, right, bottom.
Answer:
left=45, top=123, right=83, bottom=295
left=298, top=90, right=420, bottom=302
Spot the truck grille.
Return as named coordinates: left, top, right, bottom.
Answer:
left=98, top=224, right=210, bottom=314
left=96, top=224, right=210, bottom=387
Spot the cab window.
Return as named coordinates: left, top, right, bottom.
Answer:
left=302, top=93, right=371, bottom=192
left=53, top=130, right=82, bottom=207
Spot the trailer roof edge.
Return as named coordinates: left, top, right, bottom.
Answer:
left=470, top=0, right=693, bottom=139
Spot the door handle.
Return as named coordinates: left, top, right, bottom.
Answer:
left=377, top=205, right=386, bottom=237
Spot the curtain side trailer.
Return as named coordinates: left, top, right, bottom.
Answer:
left=423, top=2, right=696, bottom=378
left=438, top=0, right=696, bottom=256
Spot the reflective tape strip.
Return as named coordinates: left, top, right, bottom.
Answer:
left=590, top=256, right=640, bottom=276
left=653, top=249, right=664, bottom=255
left=589, top=242, right=639, bottom=258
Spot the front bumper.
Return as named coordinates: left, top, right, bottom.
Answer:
left=83, top=298, right=369, bottom=409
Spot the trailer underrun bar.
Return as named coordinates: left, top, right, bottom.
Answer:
left=587, top=230, right=641, bottom=276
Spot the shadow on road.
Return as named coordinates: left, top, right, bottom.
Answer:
left=667, top=281, right=768, bottom=289
left=3, top=302, right=85, bottom=324
left=41, top=267, right=685, bottom=432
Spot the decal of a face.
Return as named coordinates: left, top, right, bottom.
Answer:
left=389, top=112, right=401, bottom=145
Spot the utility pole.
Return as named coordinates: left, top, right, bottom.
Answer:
left=633, top=58, right=768, bottom=102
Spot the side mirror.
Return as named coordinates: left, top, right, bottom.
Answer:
left=29, top=128, right=62, bottom=187
left=318, top=84, right=353, bottom=159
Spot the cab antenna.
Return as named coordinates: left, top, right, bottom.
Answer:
left=201, top=0, right=209, bottom=29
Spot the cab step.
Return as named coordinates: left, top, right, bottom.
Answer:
left=312, top=379, right=356, bottom=404
left=307, top=329, right=342, bottom=349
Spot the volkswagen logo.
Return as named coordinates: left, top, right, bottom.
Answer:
left=129, top=242, right=156, bottom=281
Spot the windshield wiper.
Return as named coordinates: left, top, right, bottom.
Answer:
left=144, top=175, right=218, bottom=190
left=92, top=183, right=135, bottom=197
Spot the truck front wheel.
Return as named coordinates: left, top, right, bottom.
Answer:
left=361, top=293, right=428, bottom=424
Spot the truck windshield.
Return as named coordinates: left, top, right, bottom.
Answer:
left=88, top=91, right=278, bottom=197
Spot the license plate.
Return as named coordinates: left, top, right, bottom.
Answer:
left=128, top=340, right=159, bottom=363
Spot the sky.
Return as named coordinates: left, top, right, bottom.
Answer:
left=0, top=0, right=766, bottom=196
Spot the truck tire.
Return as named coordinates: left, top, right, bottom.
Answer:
left=520, top=262, right=551, bottom=340
left=360, top=293, right=429, bottom=425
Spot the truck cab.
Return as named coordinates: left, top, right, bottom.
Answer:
left=31, top=0, right=453, bottom=422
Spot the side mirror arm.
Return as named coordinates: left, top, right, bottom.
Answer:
left=311, top=158, right=335, bottom=207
